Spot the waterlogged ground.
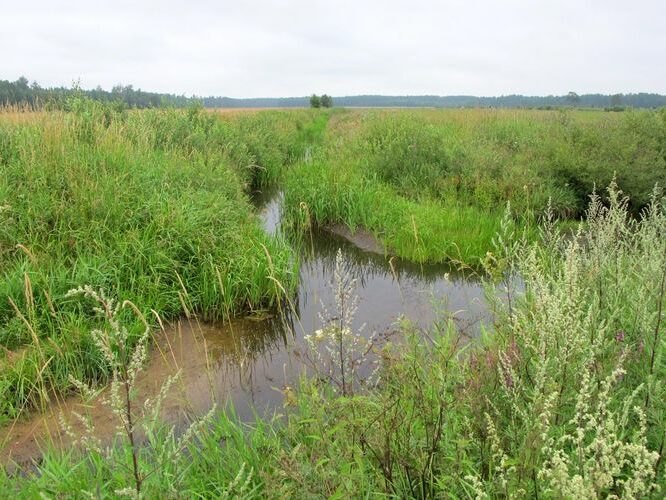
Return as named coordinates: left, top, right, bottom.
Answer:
left=0, top=188, right=493, bottom=467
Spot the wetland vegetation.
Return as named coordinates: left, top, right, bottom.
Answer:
left=0, top=100, right=664, bottom=497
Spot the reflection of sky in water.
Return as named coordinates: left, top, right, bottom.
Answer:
left=293, top=230, right=489, bottom=339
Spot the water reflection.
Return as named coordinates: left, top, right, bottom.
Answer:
left=254, top=186, right=491, bottom=343
left=0, top=187, right=494, bottom=466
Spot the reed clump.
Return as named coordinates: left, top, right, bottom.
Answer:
left=0, top=98, right=327, bottom=418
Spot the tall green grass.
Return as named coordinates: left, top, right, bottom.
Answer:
left=0, top=100, right=328, bottom=418
left=281, top=108, right=665, bottom=265
left=283, top=159, right=501, bottom=263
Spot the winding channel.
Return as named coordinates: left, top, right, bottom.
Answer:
left=0, top=187, right=492, bottom=467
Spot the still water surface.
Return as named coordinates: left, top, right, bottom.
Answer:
left=0, top=188, right=492, bottom=466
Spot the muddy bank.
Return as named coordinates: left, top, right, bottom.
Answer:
left=0, top=318, right=295, bottom=468
left=327, top=224, right=386, bottom=255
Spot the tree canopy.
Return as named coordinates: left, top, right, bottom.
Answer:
left=0, top=77, right=190, bottom=109
left=309, top=94, right=321, bottom=108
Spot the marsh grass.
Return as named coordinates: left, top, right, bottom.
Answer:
left=282, top=107, right=665, bottom=266
left=0, top=100, right=329, bottom=418
left=1, top=104, right=665, bottom=497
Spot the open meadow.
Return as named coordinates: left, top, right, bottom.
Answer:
left=0, top=101, right=664, bottom=497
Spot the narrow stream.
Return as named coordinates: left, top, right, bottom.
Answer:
left=255, top=186, right=490, bottom=340
left=0, top=188, right=493, bottom=467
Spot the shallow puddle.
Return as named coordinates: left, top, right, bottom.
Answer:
left=0, top=188, right=493, bottom=467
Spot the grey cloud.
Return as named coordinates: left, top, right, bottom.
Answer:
left=1, top=0, right=664, bottom=97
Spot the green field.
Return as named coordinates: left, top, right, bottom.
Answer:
left=0, top=101, right=665, bottom=497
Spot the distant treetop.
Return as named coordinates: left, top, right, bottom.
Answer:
left=309, top=94, right=321, bottom=108
left=309, top=94, right=333, bottom=108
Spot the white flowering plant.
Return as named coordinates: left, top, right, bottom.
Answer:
left=466, top=182, right=665, bottom=497
left=303, top=249, right=382, bottom=396
left=62, top=286, right=215, bottom=498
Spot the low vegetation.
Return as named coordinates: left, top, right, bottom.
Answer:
left=0, top=102, right=664, bottom=496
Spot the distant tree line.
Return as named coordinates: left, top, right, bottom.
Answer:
left=330, top=93, right=666, bottom=109
left=192, top=92, right=666, bottom=109
left=1, top=76, right=665, bottom=109
left=0, top=77, right=190, bottom=109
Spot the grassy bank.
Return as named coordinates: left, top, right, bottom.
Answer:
left=282, top=108, right=666, bottom=264
left=1, top=184, right=663, bottom=497
left=0, top=100, right=327, bottom=419
left=1, top=105, right=665, bottom=496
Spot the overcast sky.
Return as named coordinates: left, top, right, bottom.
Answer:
left=2, top=0, right=665, bottom=98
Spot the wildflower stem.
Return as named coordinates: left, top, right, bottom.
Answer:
left=645, top=243, right=666, bottom=408
left=339, top=289, right=347, bottom=396
left=649, top=246, right=666, bottom=375
left=124, top=377, right=142, bottom=495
